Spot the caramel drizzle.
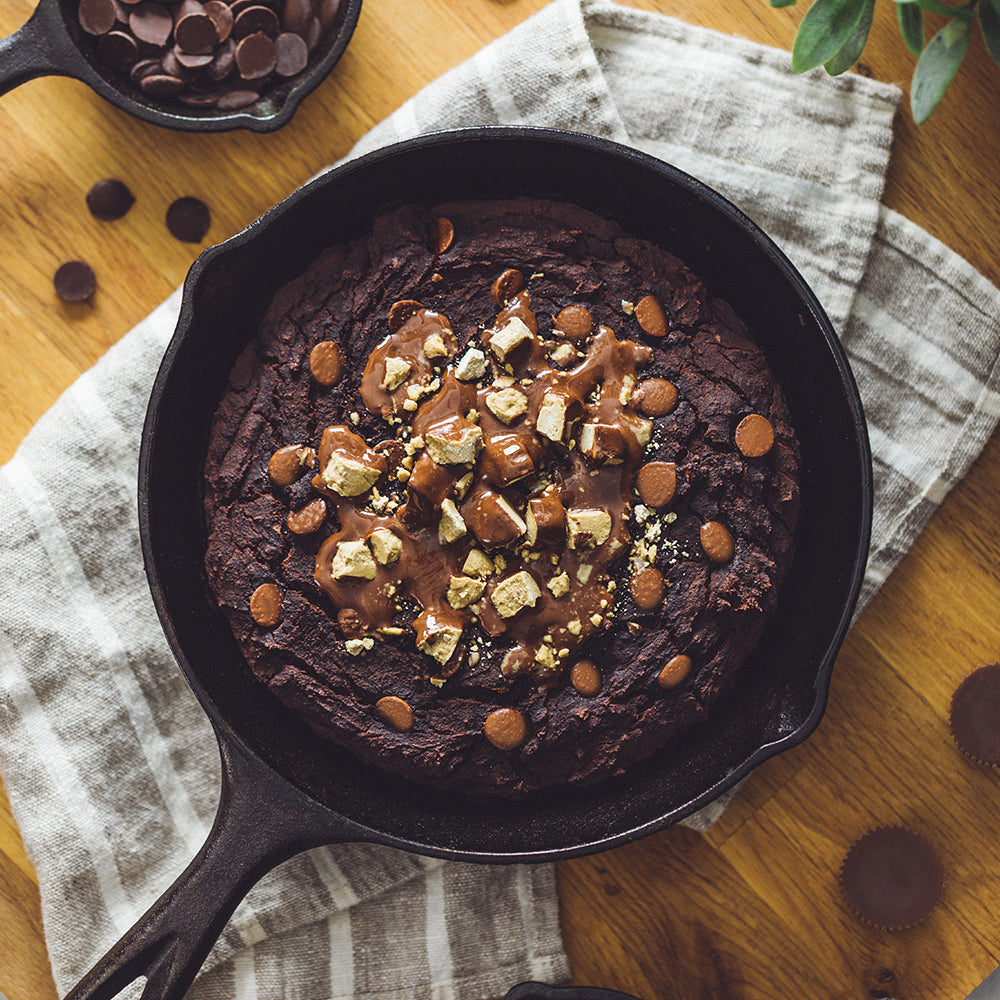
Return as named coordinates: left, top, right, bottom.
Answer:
left=313, top=280, right=654, bottom=682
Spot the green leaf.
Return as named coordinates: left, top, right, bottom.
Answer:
left=913, top=0, right=975, bottom=19
left=981, top=0, right=1000, bottom=66
left=824, top=0, right=876, bottom=74
left=896, top=1, right=925, bottom=56
left=911, top=18, right=971, bottom=123
left=791, top=0, right=869, bottom=73
left=770, top=0, right=798, bottom=7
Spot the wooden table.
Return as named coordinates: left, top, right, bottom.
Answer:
left=2, top=1, right=1000, bottom=998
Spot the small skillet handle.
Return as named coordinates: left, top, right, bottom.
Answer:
left=65, top=732, right=363, bottom=1000
left=0, top=0, right=86, bottom=96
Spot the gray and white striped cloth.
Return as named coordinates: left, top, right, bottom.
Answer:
left=1, top=1, right=999, bottom=998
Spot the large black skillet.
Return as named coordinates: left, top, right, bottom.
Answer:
left=68, top=127, right=872, bottom=1000
left=0, top=0, right=362, bottom=131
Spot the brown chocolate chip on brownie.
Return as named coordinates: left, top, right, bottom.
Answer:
left=637, top=377, right=678, bottom=417
left=249, top=582, right=283, bottom=627
left=839, top=826, right=944, bottom=931
left=570, top=658, right=602, bottom=697
left=635, top=461, right=676, bottom=508
left=735, top=413, right=775, bottom=458
left=375, top=695, right=414, bottom=733
left=286, top=497, right=327, bottom=534
left=634, top=294, right=667, bottom=337
left=700, top=521, right=734, bottom=565
left=267, top=444, right=316, bottom=486
left=54, top=260, right=97, bottom=302
left=431, top=216, right=455, bottom=255
left=630, top=566, right=665, bottom=611
left=309, top=340, right=344, bottom=385
left=387, top=299, right=424, bottom=335
left=484, top=708, right=527, bottom=750
left=658, top=654, right=692, bottom=690
left=553, top=305, right=594, bottom=341
left=491, top=268, right=526, bottom=307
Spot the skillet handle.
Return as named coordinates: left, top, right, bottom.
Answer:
left=0, top=0, right=86, bottom=96
left=64, top=733, right=364, bottom=1000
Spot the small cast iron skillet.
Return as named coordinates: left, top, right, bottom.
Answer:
left=0, top=0, right=361, bottom=131
left=67, top=127, right=872, bottom=1000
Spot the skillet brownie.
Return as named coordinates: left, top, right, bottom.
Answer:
left=203, top=198, right=801, bottom=797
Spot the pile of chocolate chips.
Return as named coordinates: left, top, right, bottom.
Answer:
left=76, top=0, right=342, bottom=110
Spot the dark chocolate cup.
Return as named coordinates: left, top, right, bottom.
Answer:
left=0, top=0, right=361, bottom=132
left=68, top=128, right=872, bottom=1000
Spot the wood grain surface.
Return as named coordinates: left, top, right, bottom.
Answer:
left=2, top=1, right=1000, bottom=999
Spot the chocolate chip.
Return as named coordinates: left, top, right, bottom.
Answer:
left=637, top=377, right=678, bottom=417
left=375, top=695, right=414, bottom=733
left=635, top=294, right=668, bottom=338
left=140, top=72, right=185, bottom=97
left=491, top=268, right=526, bottom=307
left=274, top=31, right=308, bottom=75
left=129, top=1, right=173, bottom=46
left=175, top=11, right=218, bottom=54
left=97, top=29, right=139, bottom=69
left=700, top=520, right=734, bottom=565
left=658, top=654, right=691, bottom=690
left=202, top=0, right=233, bottom=41
left=235, top=30, right=277, bottom=79
left=267, top=443, right=314, bottom=485
left=630, top=566, right=664, bottom=611
left=234, top=4, right=279, bottom=38
left=735, top=413, right=775, bottom=458
left=317, top=0, right=340, bottom=32
left=635, top=461, right=676, bottom=508
left=166, top=195, right=210, bottom=242
left=281, top=0, right=312, bottom=33
left=54, top=260, right=97, bottom=302
left=570, top=658, right=601, bottom=697
left=949, top=663, right=1000, bottom=766
left=431, top=216, right=454, bottom=255
left=484, top=708, right=527, bottom=750
left=839, top=827, right=944, bottom=931
left=85, top=178, right=135, bottom=221
left=286, top=497, right=327, bottom=534
left=553, top=305, right=593, bottom=341
left=387, top=299, right=424, bottom=335
left=309, top=340, right=345, bottom=385
left=174, top=46, right=214, bottom=68
left=215, top=88, right=259, bottom=109
left=78, top=0, right=118, bottom=35
left=249, top=582, right=283, bottom=627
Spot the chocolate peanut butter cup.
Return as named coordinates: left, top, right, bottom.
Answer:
left=949, top=663, right=1000, bottom=766
left=839, top=826, right=944, bottom=931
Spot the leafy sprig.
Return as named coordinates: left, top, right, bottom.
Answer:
left=771, top=0, right=1000, bottom=121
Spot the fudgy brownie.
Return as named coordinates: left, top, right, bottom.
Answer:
left=203, top=198, right=801, bottom=797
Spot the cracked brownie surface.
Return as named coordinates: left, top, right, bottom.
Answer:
left=203, top=198, right=800, bottom=796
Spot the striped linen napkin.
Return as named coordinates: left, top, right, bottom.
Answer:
left=2, top=1, right=999, bottom=999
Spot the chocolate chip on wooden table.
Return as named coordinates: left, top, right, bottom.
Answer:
left=166, top=196, right=211, bottom=242
left=85, top=178, right=135, bottom=221
left=54, top=260, right=97, bottom=302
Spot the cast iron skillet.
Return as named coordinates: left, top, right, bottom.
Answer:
left=68, top=127, right=872, bottom=1000
left=0, top=0, right=361, bottom=131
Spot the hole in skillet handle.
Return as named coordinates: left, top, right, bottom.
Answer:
left=505, top=983, right=645, bottom=1000
left=4, top=0, right=362, bottom=131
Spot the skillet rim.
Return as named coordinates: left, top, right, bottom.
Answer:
left=138, top=125, right=873, bottom=862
